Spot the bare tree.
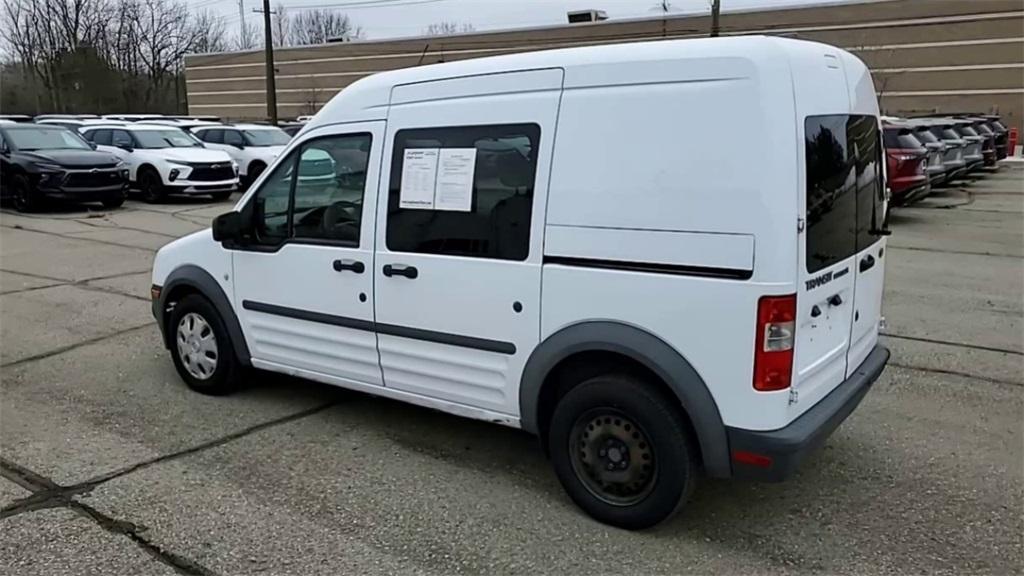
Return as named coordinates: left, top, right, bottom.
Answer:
left=271, top=3, right=289, bottom=48
left=423, top=21, right=474, bottom=36
left=1, top=0, right=109, bottom=110
left=288, top=8, right=361, bottom=45
left=235, top=15, right=259, bottom=50
left=1, top=0, right=228, bottom=113
left=192, top=9, right=228, bottom=54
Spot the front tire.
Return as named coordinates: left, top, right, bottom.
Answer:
left=548, top=373, right=698, bottom=530
left=12, top=175, right=41, bottom=213
left=139, top=169, right=165, bottom=203
left=168, top=294, right=240, bottom=395
left=211, top=190, right=232, bottom=202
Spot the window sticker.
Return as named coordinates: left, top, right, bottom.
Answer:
left=434, top=148, right=476, bottom=212
left=399, top=148, right=439, bottom=209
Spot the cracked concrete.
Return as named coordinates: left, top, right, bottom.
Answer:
left=0, top=167, right=1021, bottom=574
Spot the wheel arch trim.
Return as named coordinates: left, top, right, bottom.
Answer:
left=519, top=321, right=731, bottom=478
left=157, top=264, right=251, bottom=366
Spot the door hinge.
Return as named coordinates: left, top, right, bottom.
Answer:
left=797, top=217, right=806, bottom=233
left=788, top=388, right=799, bottom=405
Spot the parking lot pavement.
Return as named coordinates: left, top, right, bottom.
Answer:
left=1, top=169, right=1021, bottom=575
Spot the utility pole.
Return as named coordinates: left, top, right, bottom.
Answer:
left=238, top=0, right=248, bottom=49
left=710, top=0, right=721, bottom=37
left=253, top=0, right=278, bottom=124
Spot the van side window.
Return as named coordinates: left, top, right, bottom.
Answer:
left=804, top=115, right=881, bottom=273
left=249, top=133, right=372, bottom=247
left=386, top=124, right=540, bottom=261
left=292, top=134, right=371, bottom=244
left=252, top=155, right=294, bottom=245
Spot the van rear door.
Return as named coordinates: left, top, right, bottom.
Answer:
left=847, top=118, right=886, bottom=374
left=795, top=115, right=859, bottom=410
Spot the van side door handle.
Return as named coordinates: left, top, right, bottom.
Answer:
left=382, top=264, right=418, bottom=279
left=333, top=259, right=365, bottom=274
left=859, top=254, right=876, bottom=272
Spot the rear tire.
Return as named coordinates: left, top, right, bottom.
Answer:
left=548, top=373, right=697, bottom=530
left=139, top=169, right=165, bottom=203
left=168, top=294, right=241, bottom=395
left=12, top=175, right=41, bottom=213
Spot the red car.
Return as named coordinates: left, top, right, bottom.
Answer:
left=883, top=123, right=929, bottom=205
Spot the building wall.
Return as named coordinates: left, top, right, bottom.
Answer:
left=185, top=0, right=1024, bottom=132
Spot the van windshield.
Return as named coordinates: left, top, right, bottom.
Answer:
left=805, top=115, right=884, bottom=273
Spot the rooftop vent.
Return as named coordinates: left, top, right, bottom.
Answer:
left=567, top=9, right=608, bottom=24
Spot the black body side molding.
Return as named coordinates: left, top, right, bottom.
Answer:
left=241, top=299, right=516, bottom=355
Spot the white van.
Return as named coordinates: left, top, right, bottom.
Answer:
left=150, top=36, right=890, bottom=529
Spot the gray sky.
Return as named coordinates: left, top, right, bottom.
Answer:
left=200, top=0, right=862, bottom=42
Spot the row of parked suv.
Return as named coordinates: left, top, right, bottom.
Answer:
left=882, top=114, right=1010, bottom=206
left=0, top=115, right=306, bottom=212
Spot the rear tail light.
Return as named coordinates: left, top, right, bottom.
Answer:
left=753, top=294, right=796, bottom=392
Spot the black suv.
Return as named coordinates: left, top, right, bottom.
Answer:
left=0, top=124, right=129, bottom=212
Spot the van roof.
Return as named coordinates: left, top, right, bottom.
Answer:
left=307, top=35, right=860, bottom=129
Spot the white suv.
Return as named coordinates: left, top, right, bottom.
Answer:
left=150, top=37, right=890, bottom=529
left=80, top=124, right=239, bottom=202
left=190, top=124, right=292, bottom=188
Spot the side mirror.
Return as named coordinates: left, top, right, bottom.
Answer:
left=118, top=144, right=133, bottom=152
left=88, top=141, right=97, bottom=150
left=233, top=143, right=245, bottom=150
left=212, top=211, right=246, bottom=243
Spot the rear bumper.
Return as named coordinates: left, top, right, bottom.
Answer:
left=889, top=176, right=929, bottom=204
left=727, top=345, right=890, bottom=482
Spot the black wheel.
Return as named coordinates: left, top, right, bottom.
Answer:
left=548, top=373, right=697, bottom=530
left=12, top=174, right=41, bottom=213
left=211, top=190, right=232, bottom=202
left=168, top=294, right=241, bottom=395
left=139, top=169, right=165, bottom=203
left=101, top=195, right=125, bottom=209
left=245, top=162, right=266, bottom=188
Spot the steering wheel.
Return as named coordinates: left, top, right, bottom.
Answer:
left=320, top=200, right=362, bottom=238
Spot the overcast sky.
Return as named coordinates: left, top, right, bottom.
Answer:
left=197, top=0, right=864, bottom=42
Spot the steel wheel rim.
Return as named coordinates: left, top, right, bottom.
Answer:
left=569, top=408, right=657, bottom=506
left=176, top=312, right=218, bottom=380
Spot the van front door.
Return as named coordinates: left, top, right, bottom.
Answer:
left=372, top=69, right=561, bottom=418
left=231, top=122, right=384, bottom=387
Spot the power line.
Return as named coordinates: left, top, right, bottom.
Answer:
left=276, top=0, right=446, bottom=11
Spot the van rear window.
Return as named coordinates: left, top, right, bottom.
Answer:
left=805, top=115, right=884, bottom=273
